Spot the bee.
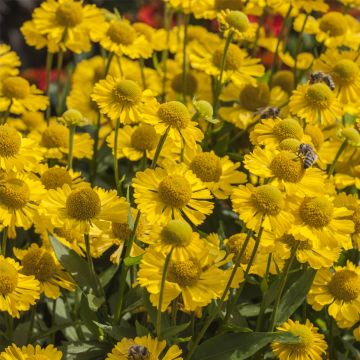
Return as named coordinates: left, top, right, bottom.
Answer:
left=297, top=143, right=318, bottom=169
left=254, top=106, right=280, bottom=120
left=127, top=345, right=151, bottom=360
left=309, top=71, right=335, bottom=91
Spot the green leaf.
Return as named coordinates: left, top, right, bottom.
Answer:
left=276, top=268, right=316, bottom=325
left=161, top=322, right=190, bottom=339
left=192, top=332, right=299, bottom=360
left=143, top=289, right=170, bottom=329
left=99, top=265, right=118, bottom=288
left=124, top=254, right=143, bottom=267
left=136, top=320, right=150, bottom=336
left=79, top=294, right=101, bottom=338
left=87, top=292, right=105, bottom=312
left=94, top=321, right=136, bottom=340
left=60, top=341, right=111, bottom=360
left=50, top=234, right=97, bottom=292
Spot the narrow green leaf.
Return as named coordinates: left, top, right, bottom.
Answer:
left=124, top=254, right=143, bottom=267
left=192, top=332, right=299, bottom=360
left=161, top=322, right=190, bottom=338
left=136, top=320, right=150, bottom=336
left=79, top=294, right=101, bottom=338
left=94, top=321, right=136, bottom=340
left=99, top=265, right=118, bottom=288
left=87, top=292, right=105, bottom=312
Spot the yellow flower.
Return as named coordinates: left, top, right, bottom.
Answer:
left=58, top=108, right=88, bottom=127
left=271, top=70, right=295, bottom=94
left=7, top=111, right=46, bottom=132
left=31, top=0, right=105, bottom=53
left=91, top=76, right=155, bottom=124
left=271, top=319, right=327, bottom=360
left=185, top=148, right=247, bottom=199
left=93, top=18, right=151, bottom=59
left=244, top=147, right=325, bottom=197
left=192, top=0, right=246, bottom=20
left=217, top=10, right=254, bottom=41
left=0, top=44, right=20, bottom=81
left=21, top=20, right=49, bottom=51
left=0, top=173, right=46, bottom=238
left=0, top=76, right=48, bottom=114
left=231, top=184, right=294, bottom=236
left=13, top=243, right=75, bottom=299
left=308, top=261, right=360, bottom=328
left=133, top=165, right=213, bottom=226
left=0, top=344, right=62, bottom=360
left=106, top=334, right=182, bottom=360
left=40, top=183, right=129, bottom=233
left=289, top=83, right=343, bottom=126
left=0, top=256, right=40, bottom=318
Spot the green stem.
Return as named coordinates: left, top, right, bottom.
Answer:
left=6, top=315, right=13, bottom=342
left=185, top=228, right=255, bottom=360
left=1, top=227, right=8, bottom=256
left=90, top=111, right=101, bottom=186
left=84, top=233, right=99, bottom=296
left=113, top=211, right=141, bottom=324
left=27, top=306, right=36, bottom=343
left=328, top=141, right=347, bottom=178
left=113, top=118, right=120, bottom=192
left=45, top=51, right=54, bottom=122
left=157, top=247, right=174, bottom=339
left=140, top=150, right=147, bottom=171
left=171, top=297, right=178, bottom=327
left=251, top=10, right=266, bottom=56
left=139, top=58, right=147, bottom=89
left=268, top=241, right=300, bottom=332
left=104, top=52, right=114, bottom=77
left=51, top=299, right=57, bottom=343
left=151, top=126, right=170, bottom=169
left=56, top=49, right=64, bottom=116
left=329, top=315, right=335, bottom=358
left=181, top=14, right=190, bottom=103
left=161, top=5, right=172, bottom=102
left=67, top=125, right=75, bottom=170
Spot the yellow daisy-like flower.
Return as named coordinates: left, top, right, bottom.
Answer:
left=8, top=111, right=46, bottom=132
left=289, top=82, right=343, bottom=126
left=271, top=70, right=295, bottom=95
left=40, top=183, right=129, bottom=233
left=137, top=247, right=232, bottom=311
left=271, top=319, right=327, bottom=360
left=0, top=256, right=40, bottom=318
left=0, top=344, right=62, bottom=360
left=21, top=20, right=49, bottom=51
left=31, top=0, right=105, bottom=53
left=217, top=10, right=254, bottom=41
left=0, top=44, right=20, bottom=81
left=192, top=0, right=246, bottom=20
left=91, top=76, right=155, bottom=124
left=0, top=76, right=48, bottom=114
left=106, top=334, right=182, bottom=360
left=308, top=261, right=360, bottom=328
left=143, top=100, right=204, bottom=147
left=185, top=148, right=247, bottom=199
left=93, top=18, right=151, bottom=59
left=0, top=124, right=42, bottom=172
left=231, top=184, right=294, bottom=237
left=133, top=165, right=213, bottom=226
left=289, top=195, right=354, bottom=249
left=244, top=147, right=325, bottom=197
left=0, top=174, right=46, bottom=238
left=313, top=49, right=360, bottom=104
left=13, top=243, right=75, bottom=299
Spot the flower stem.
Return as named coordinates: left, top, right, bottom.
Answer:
left=140, top=150, right=147, bottom=171
left=328, top=141, right=347, bottom=178
left=90, top=112, right=101, bottom=186
left=67, top=125, right=75, bottom=170
left=45, top=51, right=53, bottom=123
left=151, top=125, right=171, bottom=169
left=139, top=58, right=147, bottom=89
left=268, top=241, right=300, bottom=332
left=113, top=118, right=120, bottom=192
left=56, top=49, right=64, bottom=116
left=161, top=5, right=172, bottom=102
left=1, top=227, right=8, bottom=256
left=157, top=246, right=174, bottom=339
left=104, top=52, right=114, bottom=77
left=84, top=233, right=98, bottom=296
left=181, top=13, right=190, bottom=103
left=27, top=306, right=36, bottom=343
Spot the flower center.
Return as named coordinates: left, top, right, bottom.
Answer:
left=299, top=197, right=333, bottom=228
left=271, top=70, right=294, bottom=94
left=305, top=125, right=324, bottom=150
left=332, top=59, right=359, bottom=85
left=212, top=44, right=243, bottom=71
left=328, top=269, right=360, bottom=302
left=158, top=175, right=192, bottom=208
left=0, top=178, right=30, bottom=209
left=340, top=128, right=360, bottom=146
left=130, top=124, right=158, bottom=151
left=128, top=345, right=150, bottom=360
left=280, top=234, right=311, bottom=250
left=289, top=324, right=314, bottom=348
left=22, top=112, right=43, bottom=130
left=160, top=219, right=193, bottom=247
left=305, top=83, right=333, bottom=110
left=226, top=233, right=252, bottom=263
left=167, top=259, right=202, bottom=287
left=270, top=151, right=305, bottom=183
left=133, top=22, right=153, bottom=41
left=279, top=139, right=302, bottom=152
left=225, top=11, right=249, bottom=32
left=41, top=167, right=72, bottom=190
left=107, top=21, right=136, bottom=45
left=214, top=0, right=243, bottom=11
left=171, top=73, right=198, bottom=95
left=240, top=83, right=270, bottom=112
left=251, top=185, right=284, bottom=215
left=55, top=2, right=83, bottom=27
left=0, top=125, right=21, bottom=157
left=66, top=187, right=101, bottom=221
left=319, top=12, right=347, bottom=37
left=273, top=118, right=304, bottom=142
left=2, top=76, right=30, bottom=99
left=0, top=260, right=18, bottom=295
left=41, top=123, right=69, bottom=149
left=157, top=101, right=191, bottom=129
left=190, top=152, right=222, bottom=182
left=112, top=79, right=142, bottom=107
left=22, top=247, right=57, bottom=282
left=112, top=222, right=132, bottom=240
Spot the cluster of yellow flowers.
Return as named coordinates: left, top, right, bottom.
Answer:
left=0, top=0, right=360, bottom=359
